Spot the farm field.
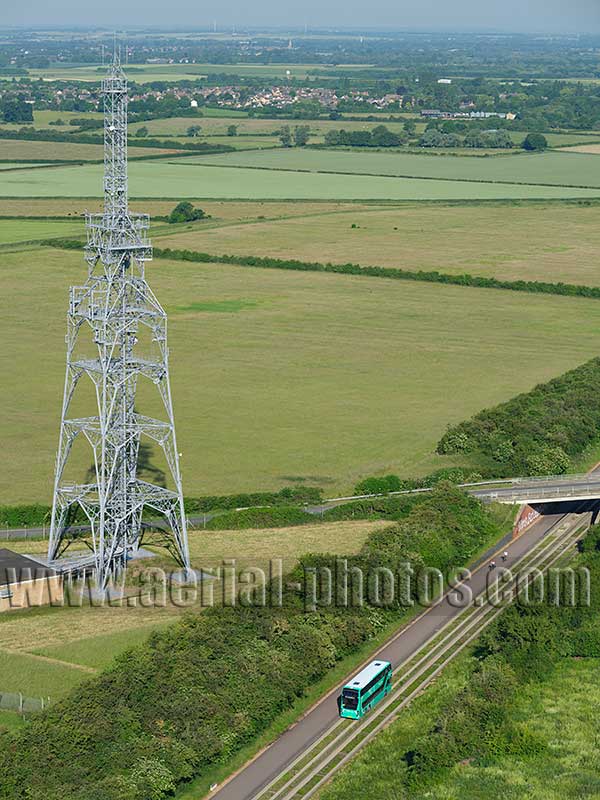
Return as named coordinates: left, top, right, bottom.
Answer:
left=4, top=247, right=600, bottom=503
left=0, top=197, right=375, bottom=221
left=562, top=143, right=600, bottom=155
left=2, top=160, right=599, bottom=200
left=182, top=148, right=600, bottom=188
left=0, top=109, right=104, bottom=129
left=0, top=139, right=176, bottom=161
left=320, top=658, right=600, bottom=800
left=0, top=218, right=84, bottom=244
left=0, top=519, right=381, bottom=700
left=156, top=202, right=600, bottom=287
left=20, top=62, right=372, bottom=82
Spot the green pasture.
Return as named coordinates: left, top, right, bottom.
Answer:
left=0, top=650, right=87, bottom=699
left=0, top=218, right=83, bottom=244
left=157, top=201, right=600, bottom=288
left=1, top=159, right=599, bottom=200
left=4, top=246, right=600, bottom=504
left=181, top=148, right=600, bottom=188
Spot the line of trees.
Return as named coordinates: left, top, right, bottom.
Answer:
left=325, top=124, right=407, bottom=148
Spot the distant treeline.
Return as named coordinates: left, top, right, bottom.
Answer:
left=437, top=357, right=600, bottom=476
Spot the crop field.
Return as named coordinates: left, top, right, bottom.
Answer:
left=0, top=519, right=381, bottom=700
left=182, top=148, right=600, bottom=188
left=128, top=116, right=413, bottom=138
left=562, top=143, right=600, bottom=155
left=0, top=139, right=176, bottom=162
left=20, top=62, right=371, bottom=83
left=0, top=218, right=84, bottom=244
left=156, top=201, right=600, bottom=287
left=4, top=246, right=600, bottom=503
left=2, top=159, right=599, bottom=200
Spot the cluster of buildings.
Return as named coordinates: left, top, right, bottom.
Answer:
left=421, top=109, right=517, bottom=121
left=187, top=86, right=404, bottom=111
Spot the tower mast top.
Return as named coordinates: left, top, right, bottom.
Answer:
left=102, top=46, right=129, bottom=220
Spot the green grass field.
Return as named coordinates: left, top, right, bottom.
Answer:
left=156, top=201, right=600, bottom=287
left=0, top=218, right=83, bottom=244
left=4, top=246, right=600, bottom=503
left=182, top=148, right=600, bottom=188
left=320, top=658, right=600, bottom=800
left=2, top=159, right=599, bottom=200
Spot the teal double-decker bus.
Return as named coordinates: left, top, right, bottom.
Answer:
left=340, top=660, right=392, bottom=719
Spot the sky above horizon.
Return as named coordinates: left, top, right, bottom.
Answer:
left=4, top=0, right=600, bottom=34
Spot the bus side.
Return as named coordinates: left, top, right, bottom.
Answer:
left=359, top=664, right=392, bottom=715
left=340, top=663, right=392, bottom=719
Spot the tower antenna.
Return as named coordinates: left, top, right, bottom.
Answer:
left=48, top=53, right=191, bottom=587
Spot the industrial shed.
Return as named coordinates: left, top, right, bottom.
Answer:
left=0, top=549, right=62, bottom=612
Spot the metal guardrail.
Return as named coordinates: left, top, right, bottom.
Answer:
left=481, top=484, right=600, bottom=502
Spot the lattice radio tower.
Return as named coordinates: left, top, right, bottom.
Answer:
left=48, top=49, right=191, bottom=586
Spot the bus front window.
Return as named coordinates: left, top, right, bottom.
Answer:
left=342, top=689, right=359, bottom=710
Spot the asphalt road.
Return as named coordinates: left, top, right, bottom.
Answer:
left=210, top=510, right=576, bottom=800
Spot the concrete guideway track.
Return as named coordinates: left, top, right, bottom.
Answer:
left=209, top=509, right=589, bottom=800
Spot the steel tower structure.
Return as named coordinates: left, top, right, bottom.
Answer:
left=48, top=51, right=190, bottom=586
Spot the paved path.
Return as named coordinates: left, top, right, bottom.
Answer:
left=210, top=510, right=575, bottom=800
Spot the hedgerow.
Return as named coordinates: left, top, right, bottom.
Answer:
left=205, top=505, right=314, bottom=530
left=40, top=240, right=600, bottom=301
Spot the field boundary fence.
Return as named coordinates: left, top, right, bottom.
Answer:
left=0, top=526, right=48, bottom=542
left=0, top=690, right=50, bottom=716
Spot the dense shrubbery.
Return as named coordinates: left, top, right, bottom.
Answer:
left=0, top=488, right=323, bottom=530
left=167, top=201, right=208, bottom=224
left=185, top=486, right=323, bottom=514
left=205, top=505, right=314, bottom=530
left=354, top=467, right=484, bottom=496
left=321, top=494, right=425, bottom=522
left=324, top=125, right=407, bottom=148
left=0, top=503, right=51, bottom=528
left=437, top=357, right=600, bottom=476
left=420, top=128, right=514, bottom=149
left=0, top=486, right=500, bottom=800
